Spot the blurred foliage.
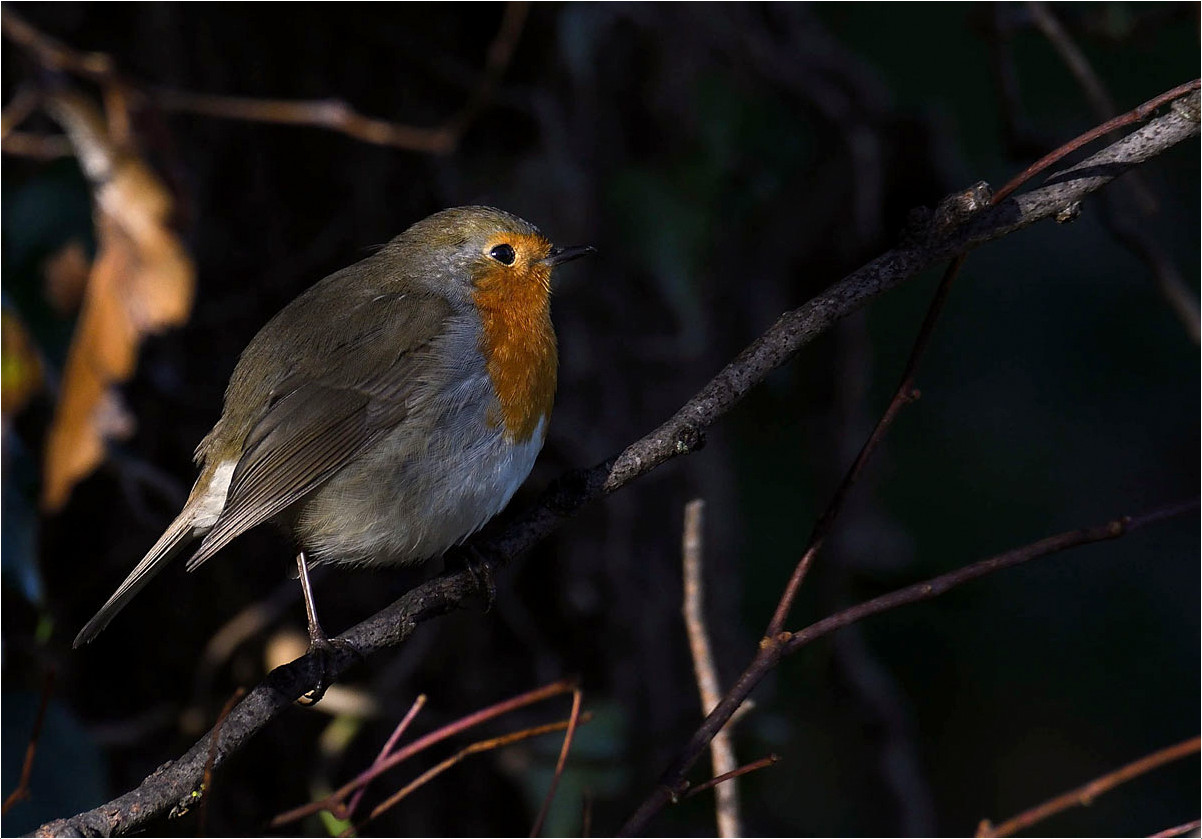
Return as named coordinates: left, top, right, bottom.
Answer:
left=1, top=3, right=1198, bottom=836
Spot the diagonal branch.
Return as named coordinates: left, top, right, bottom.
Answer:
left=32, top=85, right=1200, bottom=838
left=978, top=735, right=1201, bottom=837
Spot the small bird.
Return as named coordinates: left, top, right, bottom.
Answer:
left=74, top=206, right=592, bottom=652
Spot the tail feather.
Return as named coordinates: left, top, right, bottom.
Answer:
left=73, top=512, right=199, bottom=647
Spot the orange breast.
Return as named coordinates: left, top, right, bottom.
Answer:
left=472, top=236, right=558, bottom=443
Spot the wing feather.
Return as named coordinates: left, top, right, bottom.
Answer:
left=186, top=290, right=458, bottom=570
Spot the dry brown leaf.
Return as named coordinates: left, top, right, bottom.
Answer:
left=40, top=88, right=195, bottom=512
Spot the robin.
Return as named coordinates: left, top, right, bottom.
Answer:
left=73, top=206, right=593, bottom=656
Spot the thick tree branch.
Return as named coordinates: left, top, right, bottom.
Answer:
left=34, top=86, right=1199, bottom=837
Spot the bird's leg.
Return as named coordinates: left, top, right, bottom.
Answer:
left=295, top=550, right=359, bottom=705
left=296, top=549, right=330, bottom=648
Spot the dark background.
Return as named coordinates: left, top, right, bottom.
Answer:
left=2, top=3, right=1198, bottom=836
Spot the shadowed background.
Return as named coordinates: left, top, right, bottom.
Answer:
left=2, top=3, right=1198, bottom=836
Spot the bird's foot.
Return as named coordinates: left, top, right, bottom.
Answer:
left=296, top=631, right=361, bottom=706
left=461, top=546, right=497, bottom=611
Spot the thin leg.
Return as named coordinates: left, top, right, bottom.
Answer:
left=296, top=549, right=329, bottom=646
left=293, top=550, right=359, bottom=705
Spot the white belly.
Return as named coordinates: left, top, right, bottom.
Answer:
left=295, top=410, right=546, bottom=568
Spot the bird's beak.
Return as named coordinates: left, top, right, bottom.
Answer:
left=542, top=245, right=595, bottom=266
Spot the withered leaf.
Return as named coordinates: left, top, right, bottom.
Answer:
left=40, top=89, right=196, bottom=512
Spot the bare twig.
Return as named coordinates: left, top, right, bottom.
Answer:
left=1, top=87, right=42, bottom=138
left=1, top=131, right=73, bottom=159
left=977, top=735, right=1201, bottom=837
left=33, top=85, right=1201, bottom=839
left=682, top=754, right=781, bottom=800
left=0, top=8, right=114, bottom=77
left=781, top=500, right=1197, bottom=655
left=343, top=694, right=428, bottom=820
left=197, top=687, right=245, bottom=836
left=1149, top=818, right=1202, bottom=838
left=2, top=669, right=55, bottom=815
left=765, top=251, right=966, bottom=638
left=617, top=499, right=1200, bottom=836
left=355, top=713, right=589, bottom=834
left=530, top=685, right=584, bottom=837
left=146, top=90, right=457, bottom=154
left=687, top=500, right=740, bottom=831
left=272, top=679, right=576, bottom=829
left=992, top=79, right=1198, bottom=204
left=1, top=5, right=529, bottom=155
left=681, top=499, right=742, bottom=837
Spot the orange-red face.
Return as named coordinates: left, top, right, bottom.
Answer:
left=475, top=230, right=556, bottom=296
left=471, top=231, right=559, bottom=444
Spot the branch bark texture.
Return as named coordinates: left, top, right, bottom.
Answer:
left=34, top=88, right=1199, bottom=837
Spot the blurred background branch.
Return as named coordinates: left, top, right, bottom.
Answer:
left=1, top=5, right=531, bottom=155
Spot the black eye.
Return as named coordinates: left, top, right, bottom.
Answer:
left=489, top=243, right=516, bottom=265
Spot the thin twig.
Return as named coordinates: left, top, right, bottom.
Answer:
left=682, top=754, right=781, bottom=800
left=992, top=79, right=1199, bottom=204
left=1149, top=818, right=1202, bottom=838
left=530, top=685, right=584, bottom=837
left=779, top=499, right=1199, bottom=656
left=978, top=735, right=1201, bottom=837
left=765, top=253, right=966, bottom=639
left=360, top=713, right=592, bottom=832
left=197, top=687, right=245, bottom=836
left=681, top=499, right=742, bottom=837
left=2, top=669, right=55, bottom=815
left=146, top=90, right=457, bottom=154
left=343, top=694, right=428, bottom=820
left=1, top=131, right=73, bottom=159
left=617, top=499, right=1199, bottom=836
left=0, top=5, right=529, bottom=156
left=272, top=679, right=577, bottom=828
left=1, top=87, right=41, bottom=139
left=0, top=8, right=114, bottom=77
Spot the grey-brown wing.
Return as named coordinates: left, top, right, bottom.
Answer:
left=186, top=290, right=454, bottom=570
left=186, top=384, right=381, bottom=570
